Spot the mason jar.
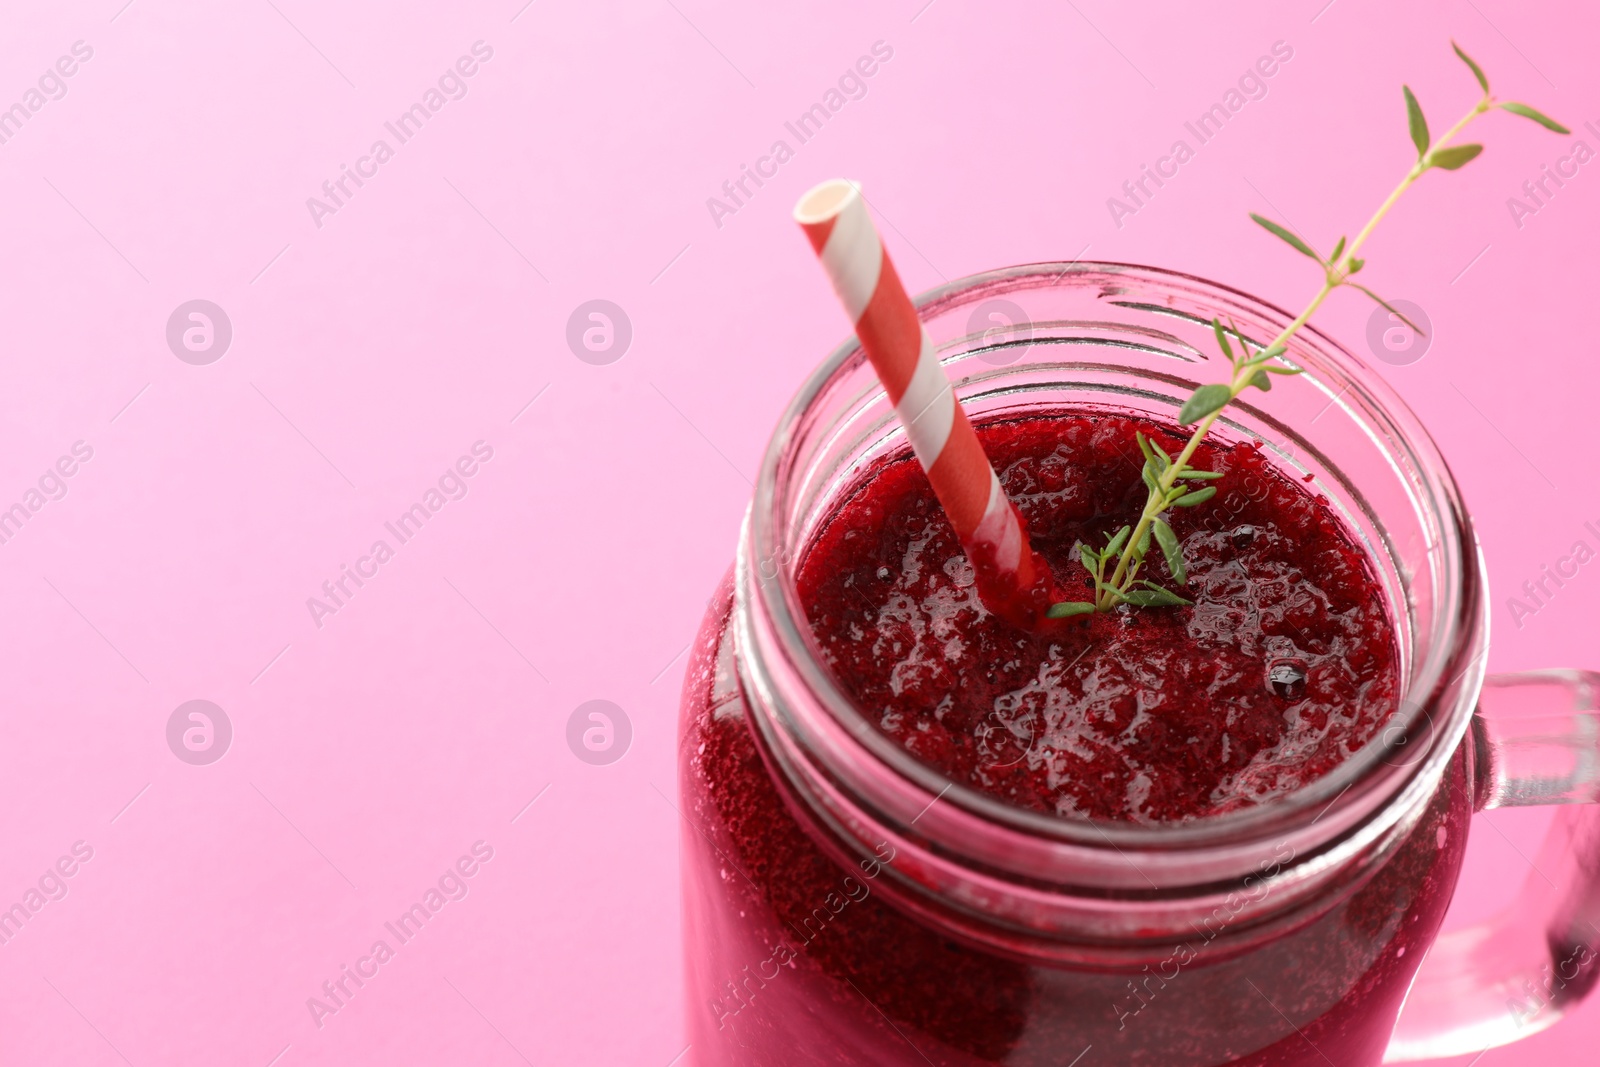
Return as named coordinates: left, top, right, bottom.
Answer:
left=676, top=262, right=1600, bottom=1066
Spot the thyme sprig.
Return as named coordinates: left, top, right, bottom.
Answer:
left=1049, top=42, right=1568, bottom=619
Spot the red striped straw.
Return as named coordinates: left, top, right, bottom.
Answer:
left=793, top=179, right=1056, bottom=630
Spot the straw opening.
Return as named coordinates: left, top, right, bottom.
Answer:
left=793, top=178, right=860, bottom=225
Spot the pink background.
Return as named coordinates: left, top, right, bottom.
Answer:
left=0, top=0, right=1595, bottom=1063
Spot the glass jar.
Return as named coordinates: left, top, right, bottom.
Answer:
left=676, top=262, right=1600, bottom=1066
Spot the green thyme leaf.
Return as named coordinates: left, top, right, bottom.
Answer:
left=1227, top=317, right=1250, bottom=356
left=1500, top=102, right=1570, bottom=134
left=1176, top=469, right=1224, bottom=480
left=1078, top=543, right=1099, bottom=572
left=1249, top=213, right=1318, bottom=259
left=1428, top=143, right=1484, bottom=171
left=1212, top=317, right=1235, bottom=365
left=1263, top=363, right=1303, bottom=375
left=1118, top=585, right=1192, bottom=608
left=1152, top=519, right=1186, bottom=584
left=1141, top=459, right=1161, bottom=495
left=1046, top=601, right=1097, bottom=618
left=1452, top=41, right=1489, bottom=95
left=1404, top=85, right=1430, bottom=159
left=1138, top=579, right=1185, bottom=594
left=1347, top=257, right=1365, bottom=274
left=1104, top=525, right=1131, bottom=558
left=1250, top=369, right=1272, bottom=391
left=1136, top=522, right=1153, bottom=556
left=1348, top=284, right=1424, bottom=335
left=1173, top=486, right=1218, bottom=507
left=1179, top=383, right=1233, bottom=426
left=1136, top=432, right=1170, bottom=472
left=1329, top=235, right=1347, bottom=263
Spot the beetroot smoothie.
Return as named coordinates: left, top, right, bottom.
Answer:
left=679, top=410, right=1472, bottom=1066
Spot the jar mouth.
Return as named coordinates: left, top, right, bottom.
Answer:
left=744, top=261, right=1485, bottom=869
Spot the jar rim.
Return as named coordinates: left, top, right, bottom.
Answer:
left=743, top=259, right=1485, bottom=865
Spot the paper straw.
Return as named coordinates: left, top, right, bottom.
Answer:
left=793, top=179, right=1056, bottom=629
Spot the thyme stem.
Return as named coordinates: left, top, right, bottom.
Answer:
left=1049, top=51, right=1570, bottom=621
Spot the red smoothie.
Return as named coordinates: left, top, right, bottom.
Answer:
left=679, top=410, right=1471, bottom=1066
left=796, top=412, right=1399, bottom=824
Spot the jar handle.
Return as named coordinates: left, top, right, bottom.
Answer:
left=1386, top=670, right=1600, bottom=1062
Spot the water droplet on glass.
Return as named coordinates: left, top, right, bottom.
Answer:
left=1267, top=658, right=1308, bottom=701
